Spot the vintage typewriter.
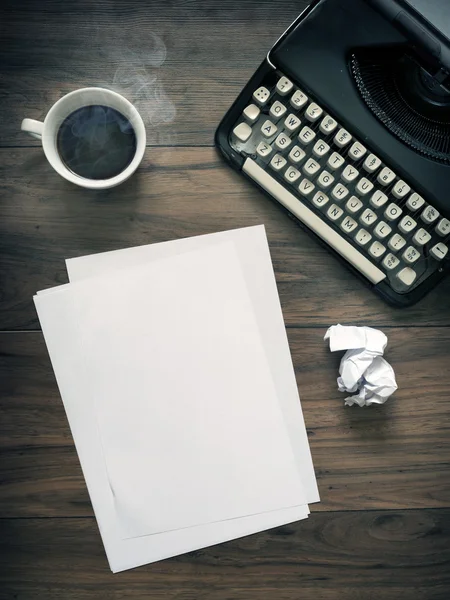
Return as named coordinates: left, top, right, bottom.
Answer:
left=216, top=0, right=450, bottom=306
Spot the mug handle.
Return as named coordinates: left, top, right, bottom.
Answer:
left=21, top=118, right=44, bottom=140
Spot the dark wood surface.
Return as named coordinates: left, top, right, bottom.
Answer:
left=1, top=1, right=449, bottom=598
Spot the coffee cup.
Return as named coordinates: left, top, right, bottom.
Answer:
left=21, top=87, right=146, bottom=189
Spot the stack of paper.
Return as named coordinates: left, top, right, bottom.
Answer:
left=34, top=225, right=319, bottom=572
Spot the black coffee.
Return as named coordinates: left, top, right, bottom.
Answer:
left=57, top=105, right=137, bottom=180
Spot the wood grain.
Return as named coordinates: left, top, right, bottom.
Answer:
left=1, top=330, right=449, bottom=517
left=0, top=0, right=307, bottom=147
left=1, top=0, right=450, bottom=596
left=1, top=147, right=450, bottom=330
left=0, top=511, right=449, bottom=600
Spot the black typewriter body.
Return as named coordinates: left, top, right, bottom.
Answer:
left=215, top=0, right=450, bottom=307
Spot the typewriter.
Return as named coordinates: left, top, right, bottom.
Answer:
left=215, top=0, right=450, bottom=306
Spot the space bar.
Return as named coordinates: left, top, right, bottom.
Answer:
left=243, top=158, right=386, bottom=285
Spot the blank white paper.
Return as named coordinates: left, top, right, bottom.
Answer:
left=35, top=284, right=310, bottom=572
left=67, top=225, right=319, bottom=503
left=36, top=240, right=308, bottom=532
left=35, top=226, right=316, bottom=572
left=66, top=242, right=305, bottom=537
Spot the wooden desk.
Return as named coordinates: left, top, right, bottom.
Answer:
left=1, top=1, right=449, bottom=598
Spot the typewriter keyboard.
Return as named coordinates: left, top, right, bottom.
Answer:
left=230, top=73, right=450, bottom=294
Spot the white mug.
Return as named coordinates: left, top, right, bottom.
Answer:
left=21, top=88, right=146, bottom=189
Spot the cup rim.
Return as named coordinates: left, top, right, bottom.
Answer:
left=42, top=87, right=146, bottom=189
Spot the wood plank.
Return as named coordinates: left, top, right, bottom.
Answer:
left=0, top=511, right=449, bottom=599
left=1, top=330, right=449, bottom=517
left=2, top=1, right=449, bottom=597
left=1, top=148, right=450, bottom=330
left=0, top=0, right=306, bottom=147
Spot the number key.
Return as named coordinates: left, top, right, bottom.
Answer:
left=334, top=128, right=352, bottom=148
left=305, top=102, right=323, bottom=122
left=377, top=167, right=396, bottom=186
left=276, top=76, right=293, bottom=96
left=319, top=115, right=338, bottom=134
left=406, top=193, right=425, bottom=211
left=290, top=89, right=308, bottom=109
left=392, top=180, right=410, bottom=199
left=348, top=142, right=367, bottom=161
left=363, top=153, right=382, bottom=173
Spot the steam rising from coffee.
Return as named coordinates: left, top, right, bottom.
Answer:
left=56, top=28, right=176, bottom=177
left=109, top=32, right=176, bottom=138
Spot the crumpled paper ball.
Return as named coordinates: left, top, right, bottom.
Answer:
left=324, top=324, right=397, bottom=407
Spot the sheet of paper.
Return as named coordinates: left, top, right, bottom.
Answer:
left=67, top=225, right=319, bottom=505
left=35, top=236, right=312, bottom=570
left=35, top=283, right=309, bottom=572
left=36, top=226, right=317, bottom=571
left=66, top=242, right=306, bottom=537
